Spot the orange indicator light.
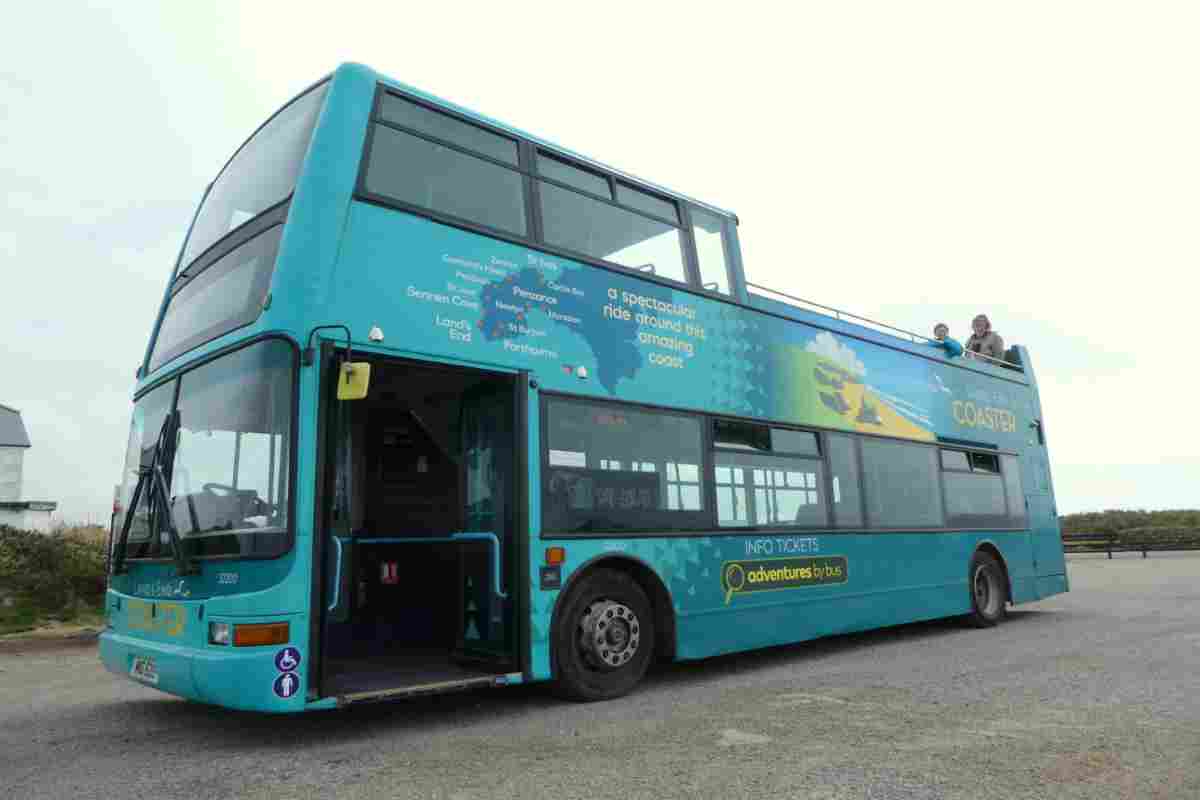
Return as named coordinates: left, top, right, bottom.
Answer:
left=233, top=622, right=290, bottom=647
left=545, top=547, right=566, bottom=566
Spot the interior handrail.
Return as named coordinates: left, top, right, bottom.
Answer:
left=332, top=532, right=507, bottom=604
left=745, top=282, right=1021, bottom=371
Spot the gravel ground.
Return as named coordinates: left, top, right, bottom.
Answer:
left=2, top=553, right=1198, bottom=800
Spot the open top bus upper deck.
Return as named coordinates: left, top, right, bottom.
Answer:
left=138, top=62, right=1027, bottom=400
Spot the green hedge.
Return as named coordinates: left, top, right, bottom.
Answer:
left=0, top=525, right=108, bottom=618
left=1115, top=527, right=1200, bottom=544
left=1060, top=509, right=1200, bottom=534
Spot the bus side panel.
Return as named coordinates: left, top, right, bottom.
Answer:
left=530, top=530, right=1034, bottom=673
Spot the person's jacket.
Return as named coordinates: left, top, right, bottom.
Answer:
left=930, top=337, right=964, bottom=358
left=965, top=331, right=1005, bottom=359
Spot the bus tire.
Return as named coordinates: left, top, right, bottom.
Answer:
left=967, top=550, right=1008, bottom=628
left=552, top=568, right=655, bottom=702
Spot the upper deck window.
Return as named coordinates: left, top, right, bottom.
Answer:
left=180, top=82, right=328, bottom=270
left=364, top=126, right=527, bottom=236
left=379, top=94, right=518, bottom=165
left=691, top=206, right=732, bottom=295
left=535, top=151, right=687, bottom=283
left=538, top=179, right=688, bottom=283
left=538, top=153, right=610, bottom=197
left=364, top=91, right=527, bottom=237
left=615, top=182, right=678, bottom=223
left=150, top=225, right=283, bottom=371
left=359, top=85, right=736, bottom=294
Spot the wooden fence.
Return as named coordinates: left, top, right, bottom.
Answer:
left=1061, top=528, right=1200, bottom=558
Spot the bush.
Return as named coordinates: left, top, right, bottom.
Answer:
left=1060, top=509, right=1200, bottom=534
left=0, top=524, right=108, bottom=619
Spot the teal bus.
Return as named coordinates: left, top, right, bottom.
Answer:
left=102, top=63, right=1067, bottom=711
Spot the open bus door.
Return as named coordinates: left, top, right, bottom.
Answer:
left=316, top=354, right=526, bottom=703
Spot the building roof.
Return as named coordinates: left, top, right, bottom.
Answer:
left=0, top=404, right=32, bottom=448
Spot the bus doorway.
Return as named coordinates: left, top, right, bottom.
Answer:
left=319, top=357, right=523, bottom=701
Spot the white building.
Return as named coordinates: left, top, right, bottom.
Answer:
left=0, top=404, right=56, bottom=532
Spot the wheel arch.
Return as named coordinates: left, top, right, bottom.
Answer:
left=548, top=553, right=677, bottom=677
left=973, top=539, right=1013, bottom=604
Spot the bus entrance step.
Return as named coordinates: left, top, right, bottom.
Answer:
left=337, top=675, right=503, bottom=706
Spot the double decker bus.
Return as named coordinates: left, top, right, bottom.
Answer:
left=103, top=63, right=1066, bottom=711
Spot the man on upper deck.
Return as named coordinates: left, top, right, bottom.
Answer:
left=965, top=314, right=1005, bottom=360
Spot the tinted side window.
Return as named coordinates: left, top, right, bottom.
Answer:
left=151, top=226, right=283, bottom=371
left=771, top=428, right=820, bottom=456
left=713, top=419, right=770, bottom=451
left=538, top=181, right=687, bottom=282
left=379, top=94, right=518, bottom=165
left=615, top=182, right=678, bottom=222
left=538, top=153, right=610, bottom=197
left=1001, top=454, right=1027, bottom=528
left=542, top=399, right=706, bottom=533
left=943, top=472, right=1008, bottom=527
left=969, top=452, right=1000, bottom=473
left=941, top=450, right=969, bottom=470
left=861, top=439, right=943, bottom=528
left=827, top=434, right=863, bottom=528
left=182, top=83, right=328, bottom=268
left=364, top=125, right=527, bottom=236
left=714, top=452, right=826, bottom=528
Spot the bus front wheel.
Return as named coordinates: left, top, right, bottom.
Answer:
left=967, top=551, right=1008, bottom=628
left=552, top=568, right=655, bottom=702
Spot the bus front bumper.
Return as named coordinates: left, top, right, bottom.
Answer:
left=99, top=630, right=316, bottom=713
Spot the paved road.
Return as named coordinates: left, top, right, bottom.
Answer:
left=3, top=554, right=1199, bottom=800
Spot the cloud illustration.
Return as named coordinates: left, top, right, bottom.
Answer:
left=806, top=332, right=866, bottom=376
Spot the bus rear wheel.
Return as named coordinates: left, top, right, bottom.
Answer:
left=552, top=568, right=655, bottom=702
left=967, top=551, right=1008, bottom=628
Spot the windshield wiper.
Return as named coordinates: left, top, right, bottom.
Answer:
left=111, top=411, right=198, bottom=577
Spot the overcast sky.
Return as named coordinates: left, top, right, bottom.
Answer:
left=2, top=1, right=1196, bottom=522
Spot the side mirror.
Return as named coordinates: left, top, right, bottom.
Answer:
left=336, top=362, right=371, bottom=400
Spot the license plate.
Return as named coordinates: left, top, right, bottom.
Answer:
left=130, top=656, right=159, bottom=685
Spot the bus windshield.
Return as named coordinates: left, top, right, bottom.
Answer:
left=178, top=82, right=328, bottom=270
left=118, top=339, right=294, bottom=560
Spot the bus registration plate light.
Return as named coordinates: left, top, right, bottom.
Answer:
left=232, top=622, right=290, bottom=647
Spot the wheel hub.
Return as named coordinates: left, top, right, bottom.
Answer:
left=579, top=599, right=641, bottom=670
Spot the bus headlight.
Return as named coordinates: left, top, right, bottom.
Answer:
left=208, top=622, right=232, bottom=646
